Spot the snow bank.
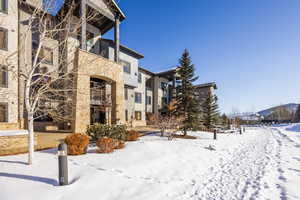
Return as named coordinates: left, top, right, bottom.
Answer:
left=0, top=130, right=28, bottom=136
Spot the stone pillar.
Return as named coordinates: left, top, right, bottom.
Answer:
left=72, top=72, right=90, bottom=133
left=111, top=81, right=125, bottom=124
left=114, top=13, right=120, bottom=62
left=81, top=0, right=87, bottom=51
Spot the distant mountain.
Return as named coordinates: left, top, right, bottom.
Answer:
left=258, top=103, right=299, bottom=117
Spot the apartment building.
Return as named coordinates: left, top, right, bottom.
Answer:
left=0, top=0, right=19, bottom=130
left=0, top=0, right=176, bottom=133
left=194, top=82, right=218, bottom=105
left=0, top=0, right=217, bottom=133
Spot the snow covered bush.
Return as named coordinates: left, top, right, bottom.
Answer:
left=64, top=133, right=89, bottom=155
left=87, top=124, right=127, bottom=141
left=126, top=130, right=140, bottom=141
left=96, top=137, right=116, bottom=153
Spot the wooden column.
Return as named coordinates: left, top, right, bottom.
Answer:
left=81, top=0, right=87, bottom=51
left=114, top=13, right=120, bottom=62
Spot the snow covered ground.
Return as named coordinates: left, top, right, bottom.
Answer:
left=0, top=124, right=299, bottom=200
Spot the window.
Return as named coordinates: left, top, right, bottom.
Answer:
left=0, top=103, right=7, bottom=122
left=0, top=65, right=7, bottom=88
left=0, top=0, right=7, bottom=13
left=124, top=87, right=128, bottom=100
left=138, top=72, right=142, bottom=83
left=0, top=28, right=7, bottom=50
left=125, top=110, right=128, bottom=121
left=161, top=82, right=168, bottom=89
left=40, top=47, right=53, bottom=64
left=135, top=92, right=142, bottom=103
left=146, top=96, right=151, bottom=105
left=121, top=60, right=131, bottom=74
left=135, top=111, right=142, bottom=121
left=32, top=42, right=54, bottom=65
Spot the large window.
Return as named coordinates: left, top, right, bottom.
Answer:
left=138, top=72, right=142, bottom=83
left=0, top=65, right=7, bottom=88
left=135, top=92, right=142, bottom=103
left=124, top=87, right=128, bottom=100
left=146, top=96, right=151, bottom=105
left=0, top=103, right=8, bottom=122
left=125, top=110, right=128, bottom=121
left=0, top=0, right=7, bottom=13
left=135, top=111, right=141, bottom=121
left=121, top=60, right=131, bottom=74
left=0, top=28, right=7, bottom=50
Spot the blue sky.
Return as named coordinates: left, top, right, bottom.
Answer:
left=105, top=0, right=300, bottom=114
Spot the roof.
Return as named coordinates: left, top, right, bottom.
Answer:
left=101, top=39, right=144, bottom=59
left=111, top=0, right=126, bottom=20
left=138, top=67, right=155, bottom=75
left=195, top=82, right=217, bottom=89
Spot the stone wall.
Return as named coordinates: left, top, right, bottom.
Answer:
left=72, top=49, right=125, bottom=133
left=0, top=123, right=19, bottom=130
left=0, top=134, right=37, bottom=156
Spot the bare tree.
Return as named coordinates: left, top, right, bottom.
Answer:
left=1, top=0, right=112, bottom=164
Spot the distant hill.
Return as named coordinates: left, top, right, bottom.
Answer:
left=258, top=103, right=299, bottom=117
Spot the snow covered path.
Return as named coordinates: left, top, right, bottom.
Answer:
left=0, top=125, right=299, bottom=200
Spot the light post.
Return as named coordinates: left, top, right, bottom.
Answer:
left=214, top=129, right=217, bottom=140
left=58, top=142, right=68, bottom=186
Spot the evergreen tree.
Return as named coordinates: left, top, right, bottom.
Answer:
left=174, top=49, right=200, bottom=135
left=294, top=104, right=300, bottom=122
left=202, top=93, right=219, bottom=129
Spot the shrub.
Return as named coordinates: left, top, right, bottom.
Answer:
left=87, top=124, right=127, bottom=141
left=96, top=137, right=116, bottom=153
left=115, top=140, right=125, bottom=149
left=126, top=130, right=140, bottom=141
left=65, top=133, right=89, bottom=155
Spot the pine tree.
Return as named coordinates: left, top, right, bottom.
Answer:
left=294, top=104, right=300, bottom=122
left=202, top=93, right=219, bottom=129
left=174, top=49, right=200, bottom=135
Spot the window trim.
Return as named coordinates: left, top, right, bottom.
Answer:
left=0, top=27, right=8, bottom=51
left=0, top=0, right=8, bottom=14
left=0, top=102, right=8, bottom=122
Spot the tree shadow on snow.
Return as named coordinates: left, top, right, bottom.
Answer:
left=0, top=172, right=58, bottom=186
left=0, top=160, right=27, bottom=165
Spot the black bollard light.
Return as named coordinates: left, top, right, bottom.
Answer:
left=214, top=129, right=217, bottom=140
left=240, top=128, right=242, bottom=135
left=243, top=127, right=245, bottom=133
left=58, top=142, right=68, bottom=186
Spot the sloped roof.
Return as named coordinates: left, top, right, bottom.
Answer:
left=195, top=82, right=217, bottom=89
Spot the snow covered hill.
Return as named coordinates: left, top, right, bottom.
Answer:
left=0, top=125, right=300, bottom=200
left=258, top=103, right=299, bottom=117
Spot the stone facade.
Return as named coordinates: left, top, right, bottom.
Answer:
left=72, top=49, right=125, bottom=133
left=0, top=0, right=19, bottom=126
